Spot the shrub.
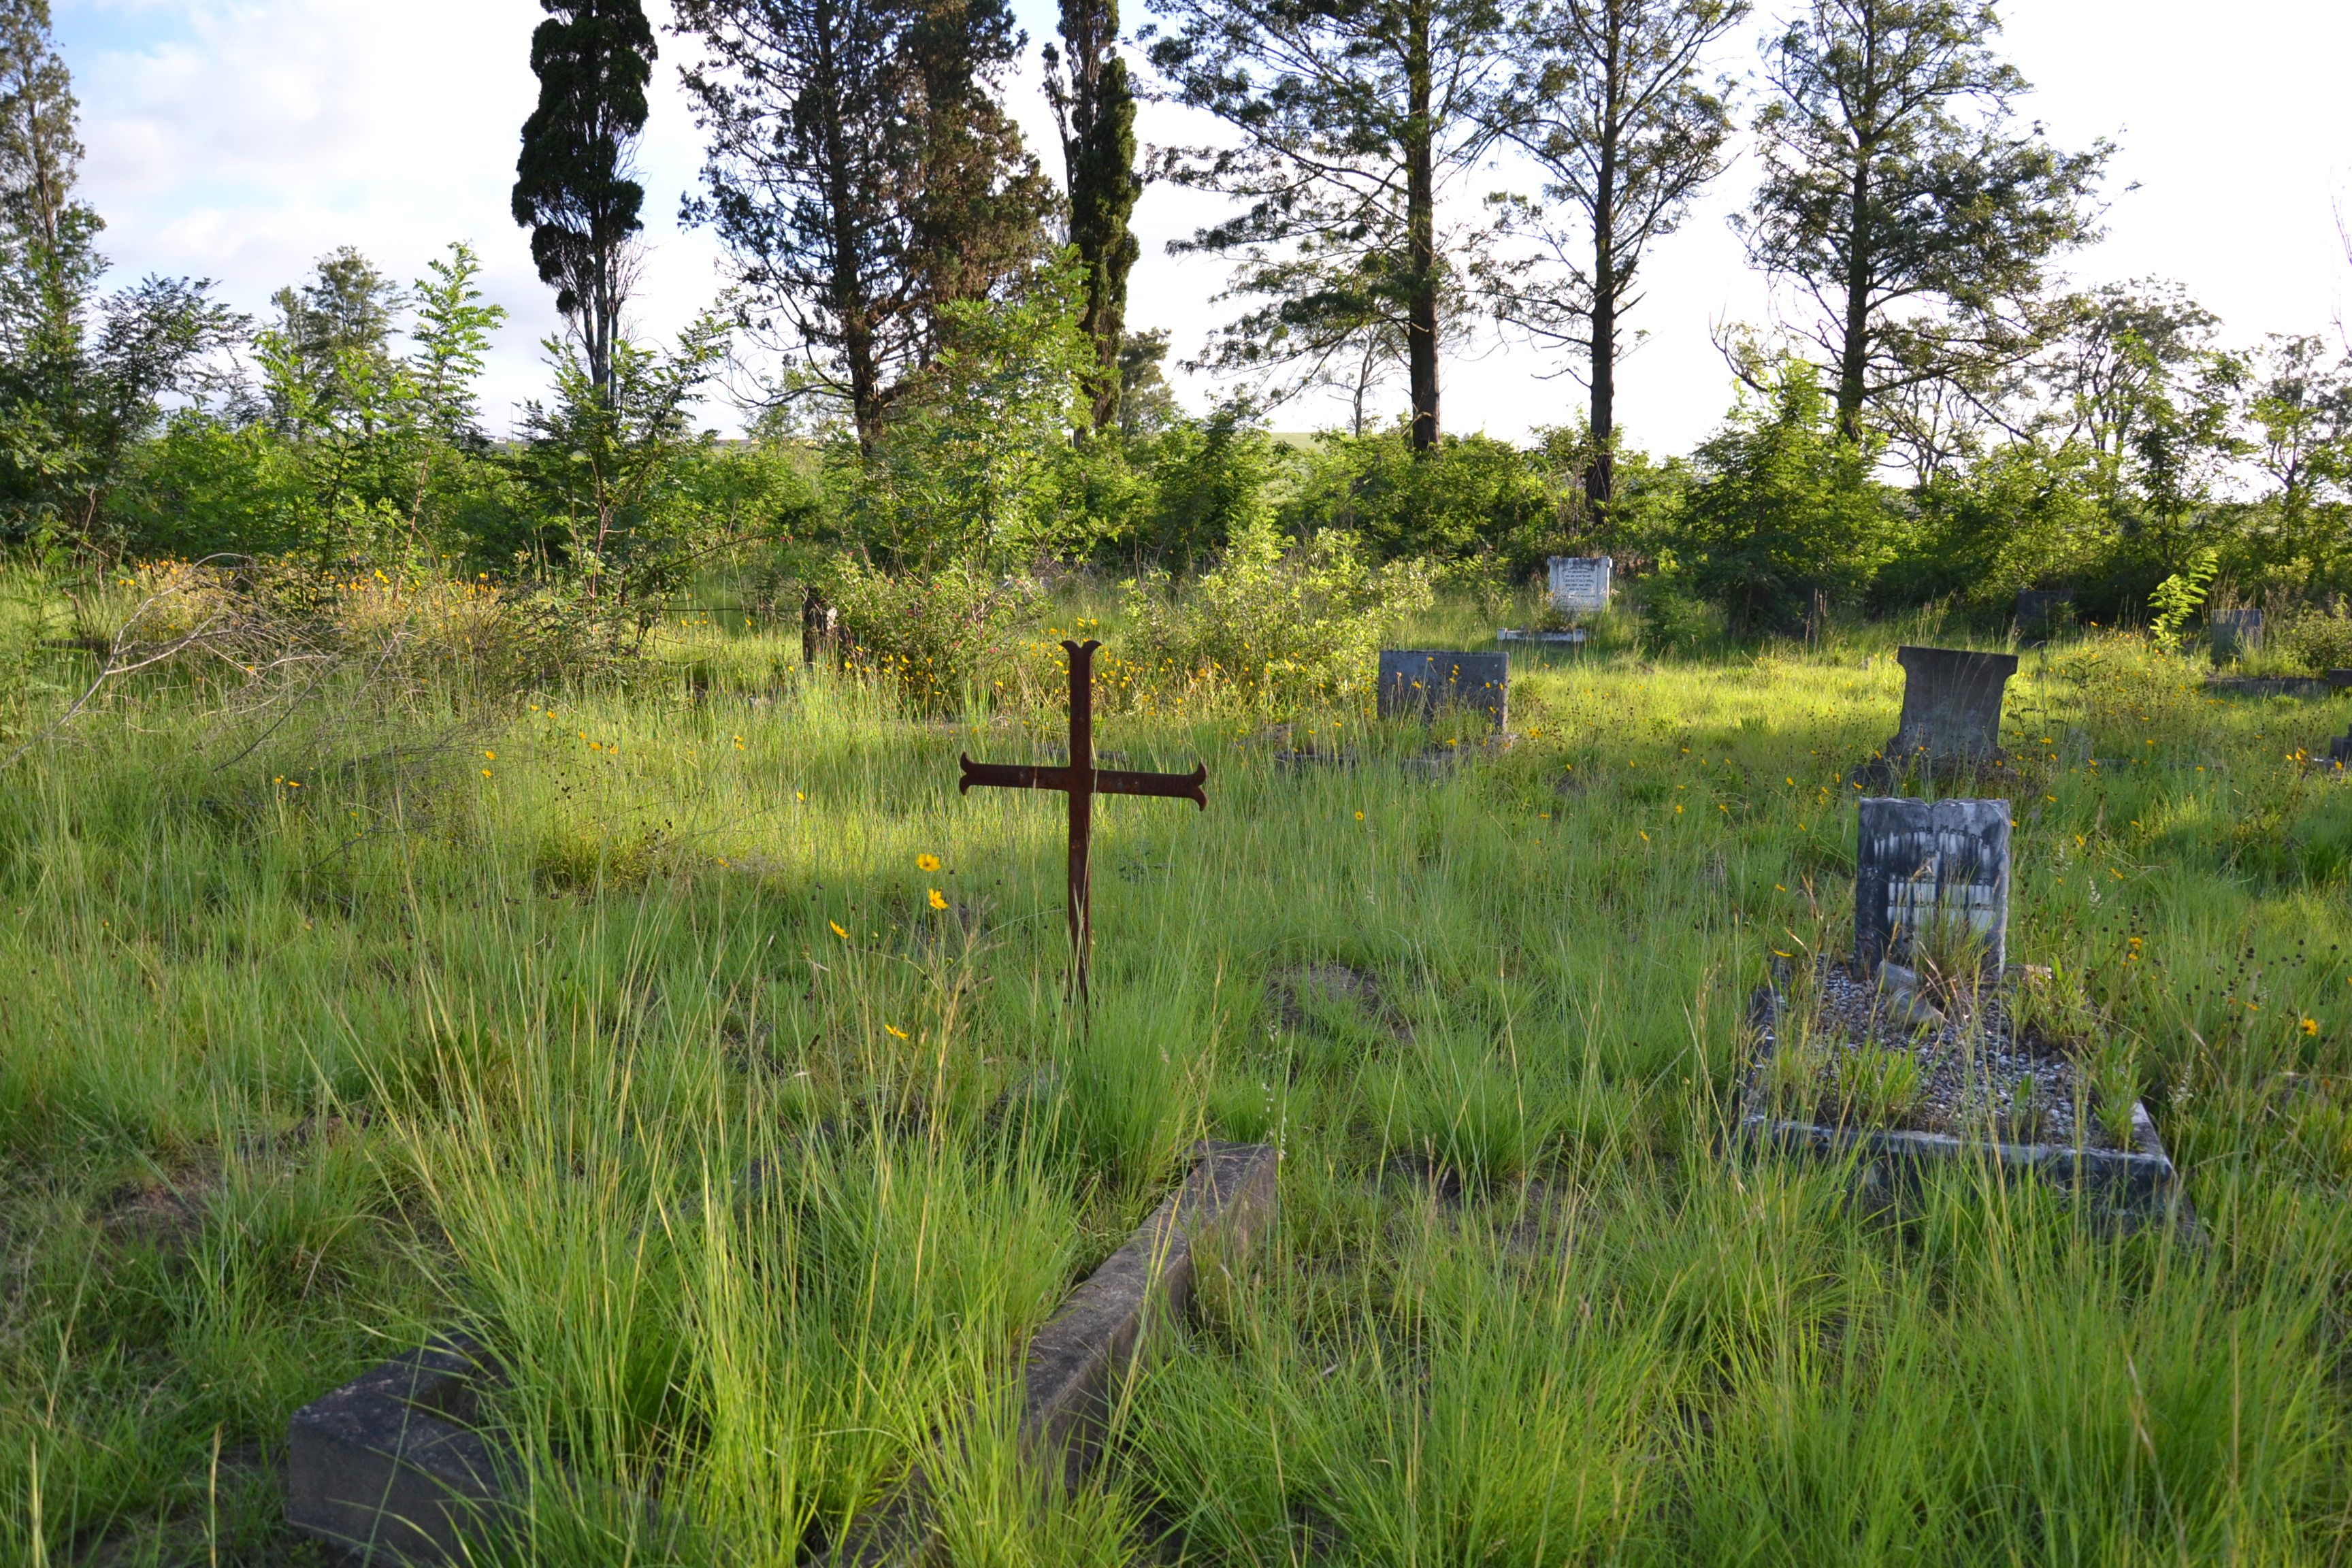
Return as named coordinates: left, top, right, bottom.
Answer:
left=2276, top=604, right=2352, bottom=673
left=821, top=557, right=1043, bottom=714
left=1117, top=517, right=1433, bottom=715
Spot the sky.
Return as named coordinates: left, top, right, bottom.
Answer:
left=50, top=0, right=2352, bottom=456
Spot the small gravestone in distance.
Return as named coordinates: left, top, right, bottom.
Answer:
left=2329, top=728, right=2352, bottom=770
left=2211, top=608, right=2263, bottom=659
left=1378, top=650, right=1508, bottom=728
left=1547, top=557, right=1613, bottom=615
left=1863, top=645, right=2019, bottom=779
left=2015, top=589, right=2072, bottom=643
left=1855, top=797, right=2010, bottom=979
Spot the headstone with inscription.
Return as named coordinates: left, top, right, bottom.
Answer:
left=1547, top=557, right=1614, bottom=615
left=2211, top=608, right=2264, bottom=659
left=1855, top=797, right=2011, bottom=978
left=1885, top=645, right=2018, bottom=769
left=1377, top=650, right=1509, bottom=728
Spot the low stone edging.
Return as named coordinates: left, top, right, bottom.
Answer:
left=284, top=1139, right=1280, bottom=1566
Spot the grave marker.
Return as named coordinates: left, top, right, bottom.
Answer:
left=2015, top=589, right=2073, bottom=642
left=960, top=640, right=1208, bottom=1003
left=2211, top=608, right=2263, bottom=659
left=1546, top=556, right=1614, bottom=615
left=1855, top=797, right=2010, bottom=979
left=1879, top=645, right=2019, bottom=772
left=1377, top=649, right=1508, bottom=728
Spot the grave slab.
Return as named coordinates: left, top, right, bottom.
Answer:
left=1377, top=650, right=1508, bottom=728
left=2207, top=674, right=2336, bottom=699
left=1546, top=556, right=1613, bottom=615
left=843, top=1140, right=1280, bottom=1565
left=1855, top=796, right=2010, bottom=979
left=286, top=1336, right=511, bottom=1565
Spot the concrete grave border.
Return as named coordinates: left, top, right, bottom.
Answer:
left=841, top=1139, right=1280, bottom=1563
left=1737, top=985, right=2192, bottom=1230
left=287, top=1141, right=1279, bottom=1567
left=287, top=1335, right=514, bottom=1565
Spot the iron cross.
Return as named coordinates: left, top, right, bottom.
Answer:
left=958, top=639, right=1208, bottom=1003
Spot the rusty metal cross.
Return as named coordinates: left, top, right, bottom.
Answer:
left=959, top=639, right=1208, bottom=1003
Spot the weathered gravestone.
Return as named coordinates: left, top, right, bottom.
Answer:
left=1855, top=797, right=2010, bottom=979
left=1865, top=646, right=2019, bottom=778
left=2014, top=589, right=2073, bottom=642
left=1546, top=556, right=1613, bottom=615
left=1377, top=649, right=1508, bottom=728
left=2330, top=728, right=2352, bottom=770
left=2211, top=608, right=2264, bottom=659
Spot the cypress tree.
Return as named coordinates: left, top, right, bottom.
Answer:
left=1045, top=0, right=1141, bottom=438
left=512, top=0, right=655, bottom=402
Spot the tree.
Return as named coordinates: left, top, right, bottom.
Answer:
left=677, top=0, right=1048, bottom=449
left=1673, top=361, right=1893, bottom=635
left=512, top=0, right=656, bottom=403
left=1496, top=0, right=1745, bottom=510
left=258, top=248, right=406, bottom=440
left=2036, top=280, right=2219, bottom=511
left=521, top=311, right=730, bottom=615
left=0, top=1, right=245, bottom=548
left=1148, top=0, right=1514, bottom=451
left=1736, top=0, right=2108, bottom=443
left=1045, top=0, right=1143, bottom=436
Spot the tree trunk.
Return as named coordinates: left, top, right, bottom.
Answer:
left=1404, top=0, right=1440, bottom=453
left=1586, top=20, right=1621, bottom=512
left=813, top=0, right=883, bottom=453
left=1836, top=148, right=1873, bottom=442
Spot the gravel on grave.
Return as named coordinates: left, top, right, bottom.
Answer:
left=1763, top=962, right=2131, bottom=1152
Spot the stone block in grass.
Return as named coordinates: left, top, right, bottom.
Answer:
left=286, top=1335, right=511, bottom=1565
left=844, top=1139, right=1281, bottom=1563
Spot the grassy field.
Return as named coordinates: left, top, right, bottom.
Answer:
left=2, top=574, right=2349, bottom=1565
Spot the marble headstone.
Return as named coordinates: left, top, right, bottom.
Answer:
left=2211, top=608, right=2264, bottom=659
left=1855, top=797, right=2011, bottom=978
left=1886, top=646, right=2019, bottom=768
left=1377, top=650, right=1509, bottom=728
left=1546, top=557, right=1614, bottom=615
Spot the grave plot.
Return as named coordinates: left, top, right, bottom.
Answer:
left=1498, top=556, right=1612, bottom=646
left=1271, top=649, right=1512, bottom=774
left=1740, top=796, right=2188, bottom=1225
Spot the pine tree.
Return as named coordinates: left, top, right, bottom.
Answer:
left=512, top=0, right=656, bottom=403
left=1045, top=0, right=1142, bottom=437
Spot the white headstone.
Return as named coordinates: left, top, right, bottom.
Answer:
left=1547, top=557, right=1613, bottom=615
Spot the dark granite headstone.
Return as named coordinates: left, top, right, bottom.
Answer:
left=2015, top=590, right=2073, bottom=642
left=1377, top=650, right=1508, bottom=728
left=1888, top=646, right=2018, bottom=767
left=1856, top=798, right=2010, bottom=978
left=2211, top=608, right=2263, bottom=659
left=2330, top=730, right=2352, bottom=770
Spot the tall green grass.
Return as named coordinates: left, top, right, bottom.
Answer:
left=0, top=575, right=2346, bottom=1562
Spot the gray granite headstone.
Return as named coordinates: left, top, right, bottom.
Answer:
left=1546, top=557, right=1613, bottom=615
left=2211, top=608, right=2263, bottom=659
left=1855, top=797, right=2010, bottom=978
left=1377, top=650, right=1508, bottom=728
left=1887, top=646, right=2019, bottom=767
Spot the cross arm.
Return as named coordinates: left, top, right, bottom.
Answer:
left=959, top=755, right=1079, bottom=794
left=1094, top=764, right=1209, bottom=808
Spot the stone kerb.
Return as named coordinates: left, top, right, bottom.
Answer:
left=1855, top=797, right=2010, bottom=978
left=843, top=1139, right=1280, bottom=1564
left=1738, top=986, right=2189, bottom=1228
left=287, top=1336, right=511, bottom=1565
left=1377, top=650, right=1508, bottom=729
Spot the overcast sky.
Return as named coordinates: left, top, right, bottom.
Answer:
left=51, top=0, right=2352, bottom=455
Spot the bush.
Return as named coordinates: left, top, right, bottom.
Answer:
left=1117, top=517, right=1433, bottom=715
left=1279, top=425, right=1569, bottom=578
left=821, top=557, right=1043, bottom=714
left=2276, top=604, right=2352, bottom=673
